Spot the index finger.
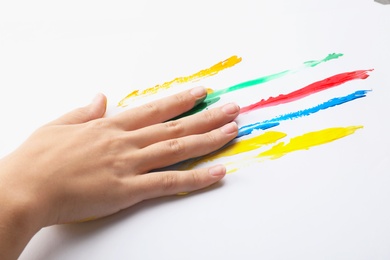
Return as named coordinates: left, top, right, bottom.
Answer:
left=110, top=86, right=207, bottom=130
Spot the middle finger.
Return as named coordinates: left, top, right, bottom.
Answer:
left=130, top=103, right=240, bottom=147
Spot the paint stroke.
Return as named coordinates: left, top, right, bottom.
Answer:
left=172, top=97, right=221, bottom=120
left=240, top=70, right=372, bottom=114
left=185, top=131, right=287, bottom=169
left=237, top=122, right=280, bottom=137
left=206, top=53, right=343, bottom=101
left=179, top=53, right=344, bottom=118
left=117, top=55, right=242, bottom=107
left=185, top=126, right=362, bottom=171
left=258, top=126, right=363, bottom=159
left=237, top=90, right=371, bottom=138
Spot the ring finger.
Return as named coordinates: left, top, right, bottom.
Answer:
left=134, top=121, right=238, bottom=173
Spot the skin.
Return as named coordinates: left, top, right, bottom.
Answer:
left=0, top=86, right=240, bottom=259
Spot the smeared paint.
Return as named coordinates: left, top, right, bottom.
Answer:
left=206, top=53, right=343, bottom=101
left=237, top=122, right=280, bottom=137
left=303, top=53, right=344, bottom=66
left=265, top=90, right=370, bottom=123
left=172, top=97, right=221, bottom=120
left=258, top=126, right=363, bottom=159
left=185, top=131, right=286, bottom=169
left=237, top=90, right=371, bottom=138
left=240, top=70, right=372, bottom=114
left=117, top=55, right=242, bottom=107
left=180, top=53, right=344, bottom=118
left=183, top=126, right=362, bottom=171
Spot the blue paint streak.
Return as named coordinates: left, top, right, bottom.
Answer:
left=237, top=122, right=280, bottom=138
left=237, top=90, right=371, bottom=138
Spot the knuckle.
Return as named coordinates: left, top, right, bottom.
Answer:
left=164, top=120, right=184, bottom=135
left=142, top=102, right=159, bottom=115
left=102, top=133, right=122, bottom=147
left=87, top=118, right=110, bottom=129
left=173, top=92, right=187, bottom=105
left=72, top=108, right=86, bottom=120
left=166, top=139, right=186, bottom=156
left=202, top=109, right=216, bottom=122
left=160, top=172, right=178, bottom=191
left=99, top=143, right=124, bottom=165
left=98, top=134, right=132, bottom=161
left=109, top=154, right=129, bottom=173
left=190, top=171, right=202, bottom=187
left=205, top=132, right=219, bottom=146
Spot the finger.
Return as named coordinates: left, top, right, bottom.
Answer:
left=130, top=103, right=240, bottom=147
left=133, top=164, right=226, bottom=201
left=49, top=93, right=107, bottom=125
left=134, top=122, right=238, bottom=172
left=110, top=86, right=207, bottom=130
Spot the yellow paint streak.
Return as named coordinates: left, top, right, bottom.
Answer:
left=258, top=126, right=363, bottom=159
left=227, top=168, right=238, bottom=174
left=187, top=131, right=287, bottom=169
left=117, top=55, right=242, bottom=107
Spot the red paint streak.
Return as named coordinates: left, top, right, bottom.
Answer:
left=240, top=70, right=372, bottom=114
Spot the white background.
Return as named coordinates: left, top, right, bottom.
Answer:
left=1, top=1, right=390, bottom=259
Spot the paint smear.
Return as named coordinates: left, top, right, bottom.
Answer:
left=206, top=53, right=343, bottom=101
left=185, top=131, right=286, bottom=169
left=180, top=53, right=344, bottom=117
left=117, top=55, right=242, bottom=107
left=185, top=126, right=362, bottom=171
left=172, top=97, right=221, bottom=120
left=240, top=70, right=372, bottom=114
left=237, top=90, right=370, bottom=138
left=258, top=126, right=363, bottom=159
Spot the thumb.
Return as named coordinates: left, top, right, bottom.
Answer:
left=50, top=93, right=107, bottom=125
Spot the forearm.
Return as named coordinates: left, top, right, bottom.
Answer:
left=0, top=157, right=43, bottom=260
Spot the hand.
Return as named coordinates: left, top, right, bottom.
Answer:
left=0, top=86, right=239, bottom=259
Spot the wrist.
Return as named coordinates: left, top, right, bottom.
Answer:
left=0, top=156, right=46, bottom=259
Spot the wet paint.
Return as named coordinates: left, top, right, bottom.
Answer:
left=258, top=126, right=363, bottom=159
left=238, top=90, right=371, bottom=138
left=240, top=70, right=372, bottom=113
left=118, top=55, right=242, bottom=107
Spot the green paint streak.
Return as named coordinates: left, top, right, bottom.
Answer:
left=206, top=53, right=343, bottom=101
left=207, top=70, right=291, bottom=100
left=303, top=53, right=343, bottom=67
left=172, top=97, right=221, bottom=120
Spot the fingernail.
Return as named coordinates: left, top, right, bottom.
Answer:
left=220, top=122, right=238, bottom=134
left=190, top=86, right=207, bottom=98
left=209, top=165, right=226, bottom=177
left=221, top=103, right=239, bottom=114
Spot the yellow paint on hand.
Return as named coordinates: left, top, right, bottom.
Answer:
left=206, top=88, right=214, bottom=94
left=258, top=126, right=363, bottom=159
left=64, top=216, right=97, bottom=224
left=186, top=131, right=287, bottom=169
left=117, top=55, right=242, bottom=107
